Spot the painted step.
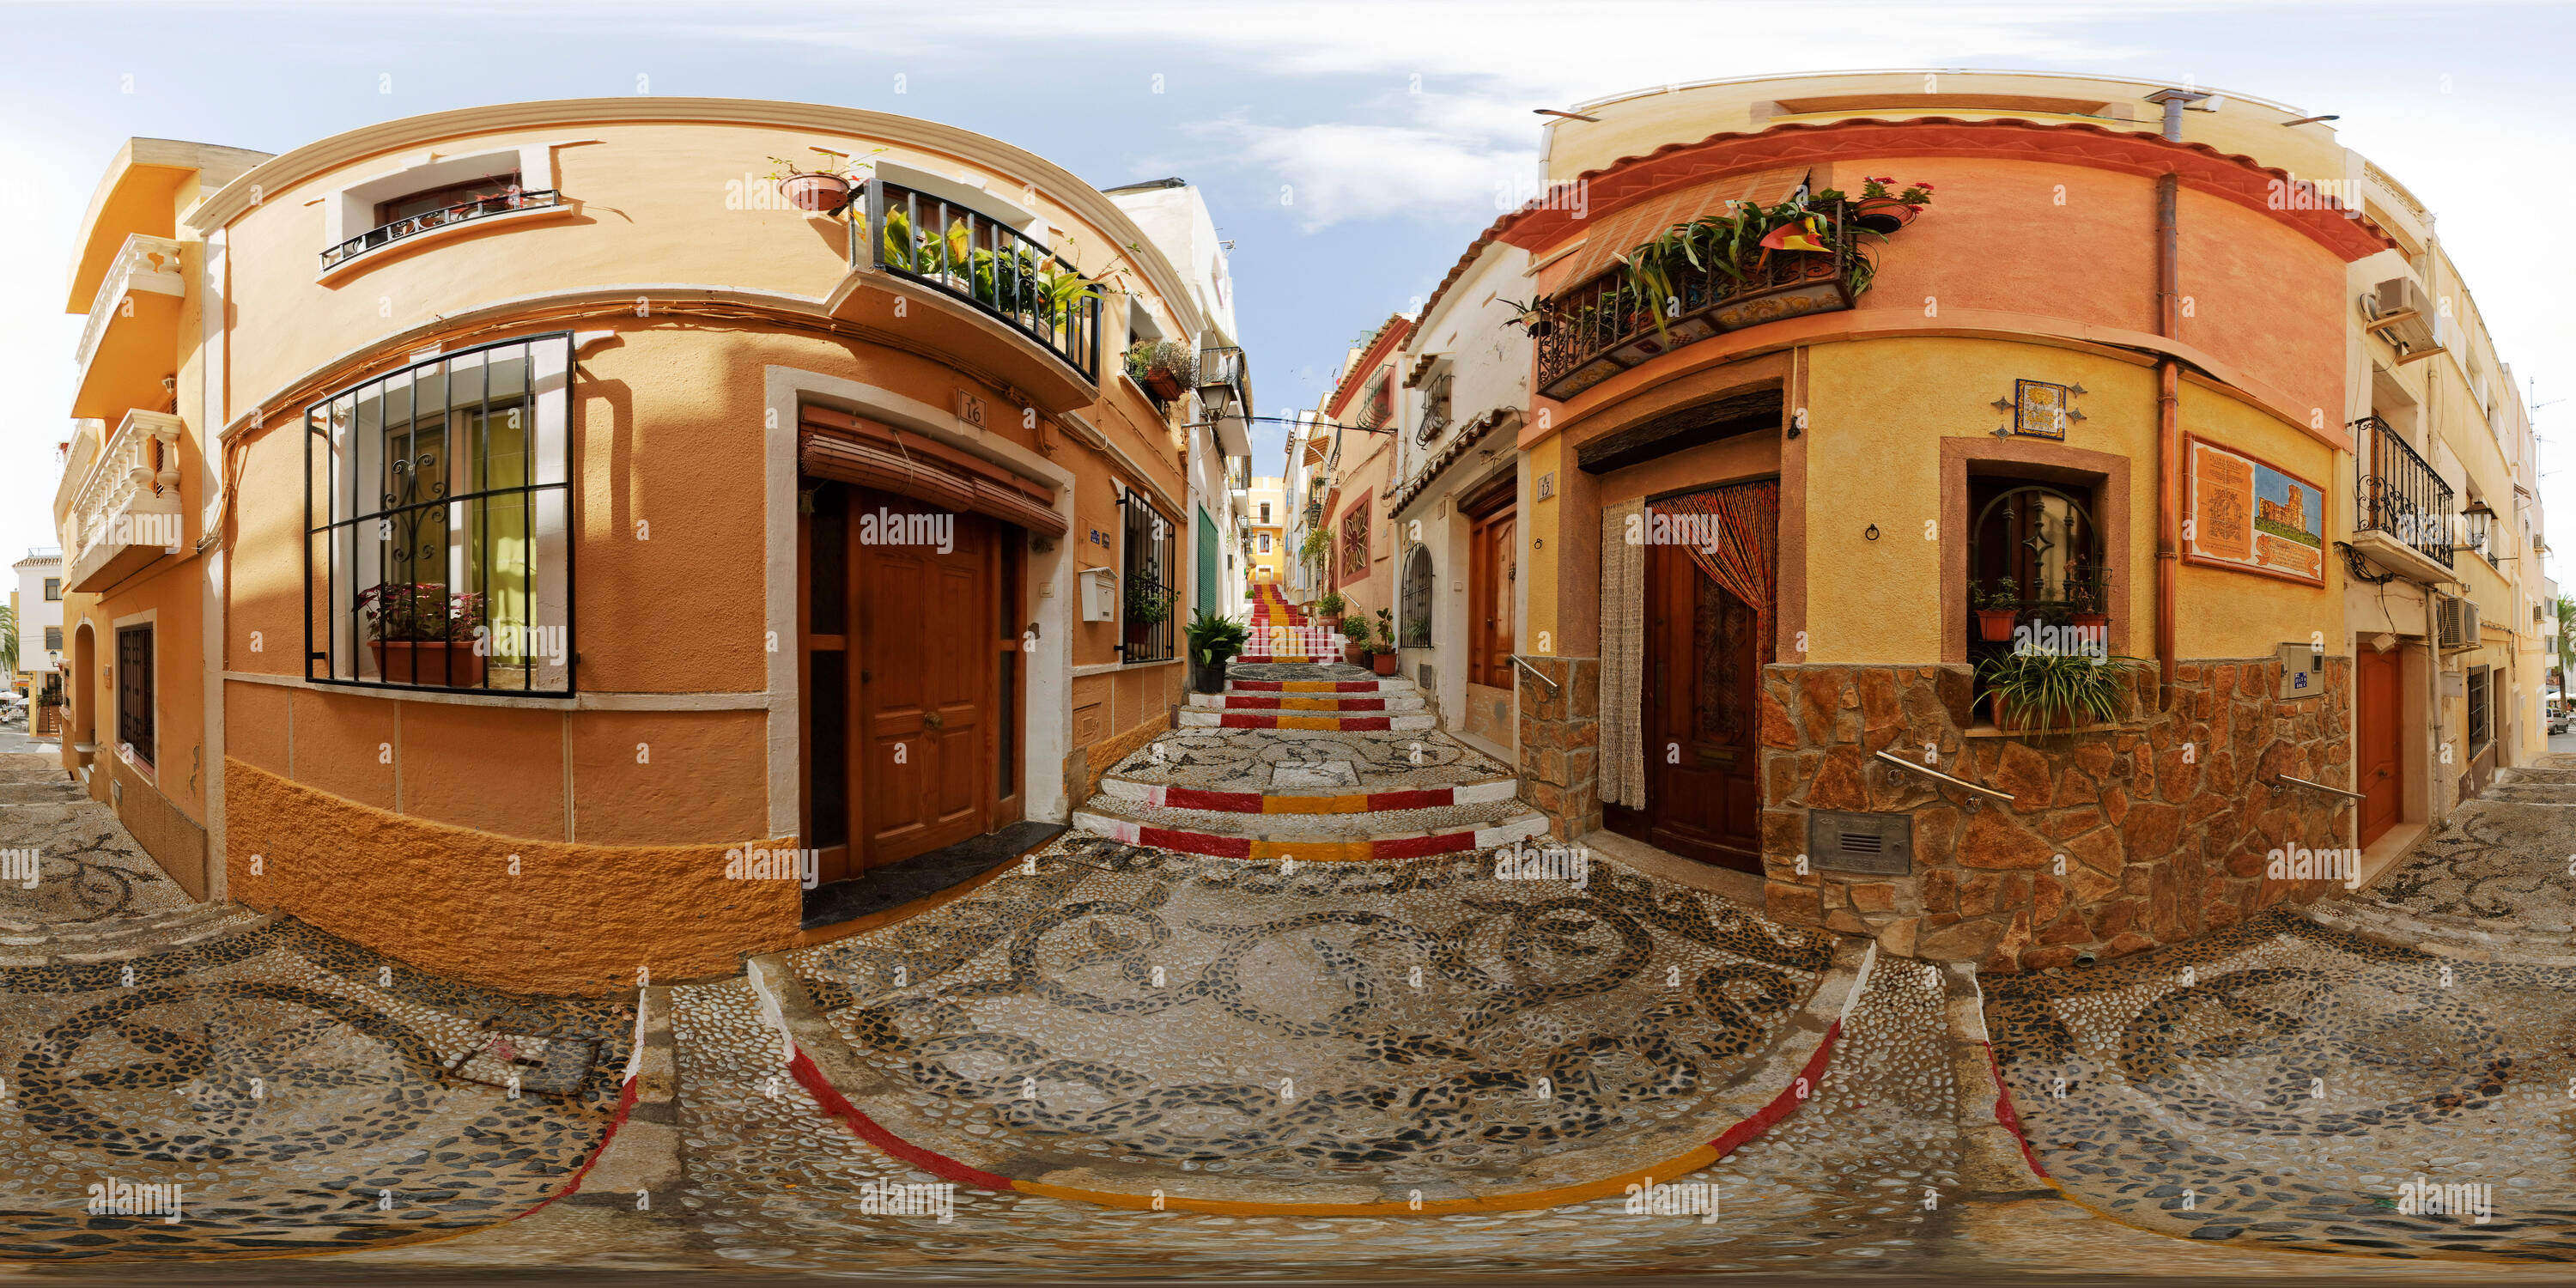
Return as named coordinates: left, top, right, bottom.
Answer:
left=1233, top=655, right=1331, bottom=665
left=1177, top=708, right=1436, bottom=731
left=1072, top=798, right=1547, bottom=862
left=1187, top=691, right=1425, bottom=712
left=1096, top=775, right=1518, bottom=815
left=1229, top=677, right=1418, bottom=694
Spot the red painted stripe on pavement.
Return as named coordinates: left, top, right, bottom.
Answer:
left=1366, top=788, right=1452, bottom=811
left=1139, top=825, right=1254, bottom=858
left=1370, top=830, right=1478, bottom=860
left=1707, top=1016, right=1841, bottom=1158
left=1984, top=1039, right=2050, bottom=1178
left=790, top=1050, right=1017, bottom=1192
left=1165, top=786, right=1261, bottom=812
left=516, top=1073, right=641, bottom=1218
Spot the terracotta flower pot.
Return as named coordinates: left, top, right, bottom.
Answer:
left=1370, top=651, right=1400, bottom=677
left=1144, top=368, right=1184, bottom=400
left=2071, top=611, right=2108, bottom=630
left=1989, top=691, right=2075, bottom=733
left=1853, top=199, right=1920, bottom=234
left=1976, top=609, right=2017, bottom=642
left=371, top=640, right=486, bottom=688
left=779, top=173, right=854, bottom=213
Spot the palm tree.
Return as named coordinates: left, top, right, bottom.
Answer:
left=0, top=603, right=16, bottom=680
left=2555, top=596, right=2576, bottom=686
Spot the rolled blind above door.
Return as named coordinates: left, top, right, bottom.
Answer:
left=799, top=404, right=1068, bottom=537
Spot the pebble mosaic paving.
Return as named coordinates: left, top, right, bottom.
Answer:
left=1988, top=913, right=2576, bottom=1262
left=1103, top=725, right=1514, bottom=796
left=2352, top=767, right=2576, bottom=947
left=788, top=833, right=1837, bottom=1200
left=0, top=757, right=195, bottom=933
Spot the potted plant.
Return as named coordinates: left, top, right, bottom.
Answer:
left=1973, top=576, right=2019, bottom=642
left=766, top=148, right=877, bottom=214
left=2069, top=567, right=2110, bottom=631
left=1125, top=574, right=1175, bottom=630
left=1850, top=175, right=1935, bottom=234
left=1186, top=608, right=1249, bottom=695
left=1313, top=589, right=1346, bottom=629
left=1498, top=296, right=1556, bottom=338
left=1129, top=341, right=1194, bottom=401
left=1369, top=607, right=1400, bottom=676
left=358, top=583, right=488, bottom=687
left=1404, top=617, right=1431, bottom=648
left=1977, top=648, right=2145, bottom=733
left=1340, top=615, right=1372, bottom=666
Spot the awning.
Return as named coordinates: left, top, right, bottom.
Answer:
left=798, top=405, right=1068, bottom=537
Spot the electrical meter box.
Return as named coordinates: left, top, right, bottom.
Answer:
left=2276, top=641, right=2327, bottom=700
left=1079, top=566, right=1119, bottom=623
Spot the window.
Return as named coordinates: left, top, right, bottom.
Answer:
left=117, top=624, right=153, bottom=767
left=307, top=333, right=574, bottom=694
left=44, top=577, right=61, bottom=600
left=2467, top=665, right=2491, bottom=752
left=1340, top=501, right=1371, bottom=583
left=1258, top=533, right=1272, bottom=554
left=324, top=167, right=562, bottom=271
left=1118, top=488, right=1178, bottom=663
left=1259, top=501, right=1271, bottom=524
left=44, top=627, right=63, bottom=652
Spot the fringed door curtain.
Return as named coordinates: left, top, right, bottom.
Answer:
left=1598, top=480, right=1782, bottom=811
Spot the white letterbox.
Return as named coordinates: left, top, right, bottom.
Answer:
left=1080, top=566, right=1118, bottom=623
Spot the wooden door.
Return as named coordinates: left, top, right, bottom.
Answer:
left=857, top=498, right=993, bottom=869
left=2356, top=646, right=2401, bottom=848
left=1607, top=542, right=1762, bottom=872
left=1469, top=508, right=1516, bottom=689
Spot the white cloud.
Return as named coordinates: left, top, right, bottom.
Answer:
left=1189, top=115, right=1534, bottom=231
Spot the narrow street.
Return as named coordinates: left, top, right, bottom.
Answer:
left=3, top=708, right=2572, bottom=1278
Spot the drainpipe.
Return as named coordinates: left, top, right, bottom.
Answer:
left=2147, top=88, right=2208, bottom=713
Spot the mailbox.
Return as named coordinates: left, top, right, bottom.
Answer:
left=1079, top=566, right=1119, bottom=623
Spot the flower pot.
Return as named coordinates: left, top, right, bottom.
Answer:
left=371, top=640, right=486, bottom=688
left=1370, top=651, right=1400, bottom=677
left=1193, top=655, right=1230, bottom=695
left=1975, top=609, right=2018, bottom=642
left=1344, top=642, right=1368, bottom=666
left=1143, top=368, right=1184, bottom=400
left=779, top=173, right=855, bottom=213
left=1989, top=691, right=2075, bottom=733
left=1853, top=199, right=1920, bottom=234
left=2070, top=611, right=2108, bottom=631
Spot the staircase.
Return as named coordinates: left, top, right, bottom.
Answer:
left=1077, top=658, right=1546, bottom=863
left=1237, top=581, right=1341, bottom=664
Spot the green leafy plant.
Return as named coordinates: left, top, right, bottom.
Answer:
left=1314, top=590, right=1346, bottom=618
left=1977, top=649, right=2147, bottom=732
left=1404, top=617, right=1431, bottom=647
left=1340, top=616, right=1372, bottom=645
left=1370, top=607, right=1397, bottom=655
left=1124, top=574, right=1175, bottom=628
left=1187, top=607, right=1249, bottom=665
left=357, top=583, right=486, bottom=642
left=0, top=603, right=15, bottom=677
left=1299, top=526, right=1332, bottom=570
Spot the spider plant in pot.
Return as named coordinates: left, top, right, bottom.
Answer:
left=1498, top=296, right=1556, bottom=338
left=1973, top=576, right=2019, bottom=641
left=765, top=147, right=879, bottom=213
left=1185, top=608, right=1249, bottom=695
left=1369, top=607, right=1400, bottom=676
left=359, top=583, right=488, bottom=687
left=1339, top=615, right=1373, bottom=666
left=1977, top=647, right=2145, bottom=733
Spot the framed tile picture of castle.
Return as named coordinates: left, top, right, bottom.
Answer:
left=2183, top=435, right=2326, bottom=585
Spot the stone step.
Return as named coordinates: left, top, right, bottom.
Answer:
left=1071, top=796, right=1546, bottom=861
left=0, top=904, right=271, bottom=965
left=1227, top=677, right=1419, bottom=694
left=1094, top=774, right=1519, bottom=816
left=1186, top=691, right=1426, bottom=712
left=1177, top=708, right=1435, bottom=732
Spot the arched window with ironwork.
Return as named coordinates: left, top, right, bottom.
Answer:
left=1398, top=544, right=1435, bottom=648
left=1967, top=482, right=2106, bottom=625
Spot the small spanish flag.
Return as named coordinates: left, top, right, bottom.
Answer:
left=1759, top=216, right=1832, bottom=254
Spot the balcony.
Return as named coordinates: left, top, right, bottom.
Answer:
left=64, top=410, right=185, bottom=592
left=1196, top=345, right=1255, bottom=456
left=854, top=180, right=1101, bottom=392
left=71, top=234, right=183, bottom=420
left=319, top=187, right=565, bottom=273
left=2348, top=414, right=2456, bottom=584
left=1533, top=203, right=1859, bottom=401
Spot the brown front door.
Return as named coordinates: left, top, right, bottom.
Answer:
left=803, top=485, right=1013, bottom=885
left=1469, top=507, right=1516, bottom=689
left=1607, top=541, right=1762, bottom=872
left=2356, top=645, right=2402, bottom=848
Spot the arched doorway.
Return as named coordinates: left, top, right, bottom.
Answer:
left=70, top=621, right=96, bottom=757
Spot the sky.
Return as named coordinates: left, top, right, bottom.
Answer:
left=3, top=0, right=2572, bottom=582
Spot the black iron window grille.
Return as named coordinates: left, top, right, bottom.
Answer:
left=1117, top=488, right=1178, bottom=664
left=1415, top=372, right=1454, bottom=446
left=322, top=185, right=563, bottom=270
left=2352, top=415, right=2453, bottom=569
left=305, top=333, right=575, bottom=696
left=2467, top=665, right=2491, bottom=752
left=864, top=180, right=1102, bottom=385
left=116, top=623, right=153, bottom=767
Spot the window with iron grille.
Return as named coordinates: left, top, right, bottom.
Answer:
left=307, top=333, right=575, bottom=695
left=117, top=624, right=153, bottom=767
left=1118, top=488, right=1178, bottom=663
left=45, top=627, right=64, bottom=652
left=45, top=578, right=62, bottom=600
left=1340, top=501, right=1370, bottom=582
left=2467, top=665, right=2491, bottom=752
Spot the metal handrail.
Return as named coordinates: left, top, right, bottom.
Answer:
left=2269, top=773, right=2366, bottom=802
left=1873, top=750, right=2016, bottom=805
left=1510, top=654, right=1561, bottom=697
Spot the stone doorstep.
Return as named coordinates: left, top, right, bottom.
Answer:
left=1095, top=775, right=1520, bottom=815
left=552, top=984, right=683, bottom=1205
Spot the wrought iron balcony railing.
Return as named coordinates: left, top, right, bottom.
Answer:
left=2352, top=414, right=2452, bottom=569
left=1533, top=202, right=1859, bottom=401
left=864, top=181, right=1102, bottom=385
left=321, top=189, right=564, bottom=270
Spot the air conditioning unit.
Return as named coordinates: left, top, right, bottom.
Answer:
left=2366, top=277, right=2439, bottom=352
left=2435, top=592, right=2480, bottom=651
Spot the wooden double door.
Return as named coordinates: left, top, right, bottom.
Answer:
left=2355, top=645, right=2402, bottom=848
left=1467, top=489, right=1517, bottom=690
left=802, top=484, right=1020, bottom=887
left=1606, top=538, right=1763, bottom=872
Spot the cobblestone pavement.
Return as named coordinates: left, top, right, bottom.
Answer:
left=2306, top=762, right=2576, bottom=958
left=1989, top=913, right=2576, bottom=1262
left=0, top=755, right=194, bottom=932
left=0, top=754, right=631, bottom=1263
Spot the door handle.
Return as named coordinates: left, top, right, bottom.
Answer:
left=922, top=710, right=944, bottom=729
